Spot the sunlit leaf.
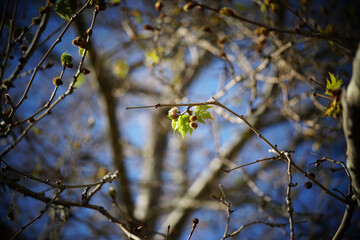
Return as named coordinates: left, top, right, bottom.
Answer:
left=325, top=72, right=342, bottom=96
left=55, top=0, right=71, bottom=20
left=145, top=49, right=160, bottom=64
left=195, top=105, right=213, bottom=124
left=113, top=60, right=129, bottom=78
left=74, top=74, right=86, bottom=88
left=174, top=115, right=192, bottom=138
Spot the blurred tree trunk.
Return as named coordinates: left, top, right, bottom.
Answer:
left=342, top=44, right=360, bottom=206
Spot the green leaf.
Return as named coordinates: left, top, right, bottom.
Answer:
left=55, top=0, right=71, bottom=20
left=174, top=115, right=192, bottom=138
left=195, top=105, right=213, bottom=124
left=113, top=60, right=129, bottom=78
left=325, top=72, right=342, bottom=96
left=78, top=48, right=88, bottom=56
left=74, top=73, right=86, bottom=88
left=60, top=52, right=73, bottom=65
left=324, top=99, right=341, bottom=118
left=145, top=47, right=164, bottom=65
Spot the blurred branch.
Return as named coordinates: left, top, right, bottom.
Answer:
left=0, top=4, right=97, bottom=157
left=2, top=175, right=144, bottom=240
left=10, top=187, right=64, bottom=240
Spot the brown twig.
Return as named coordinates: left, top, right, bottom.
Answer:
left=285, top=153, right=295, bottom=240
left=223, top=156, right=281, bottom=173
left=187, top=218, right=199, bottom=240
left=10, top=187, right=64, bottom=240
left=0, top=3, right=97, bottom=158
left=126, top=98, right=347, bottom=204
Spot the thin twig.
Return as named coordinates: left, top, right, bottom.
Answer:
left=285, top=153, right=295, bottom=240
left=13, top=0, right=91, bottom=111
left=187, top=218, right=199, bottom=240
left=223, top=156, right=281, bottom=173
left=226, top=220, right=306, bottom=238
left=0, top=3, right=97, bottom=157
left=10, top=188, right=64, bottom=240
left=126, top=98, right=347, bottom=204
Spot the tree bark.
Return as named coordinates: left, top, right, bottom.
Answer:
left=342, top=43, right=360, bottom=206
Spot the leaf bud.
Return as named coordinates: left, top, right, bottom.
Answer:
left=143, top=24, right=155, bottom=31
left=82, top=68, right=91, bottom=74
left=20, top=44, right=28, bottom=52
left=183, top=2, right=197, bottom=11
left=60, top=53, right=73, bottom=66
left=108, top=186, right=116, bottom=199
left=52, top=77, right=63, bottom=86
left=304, top=181, right=312, bottom=189
left=32, top=17, right=41, bottom=25
left=219, top=7, right=235, bottom=17
left=85, top=28, right=93, bottom=36
left=168, top=107, right=180, bottom=120
left=155, top=1, right=163, bottom=12
left=95, top=2, right=106, bottom=11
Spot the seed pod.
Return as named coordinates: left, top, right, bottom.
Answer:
left=183, top=2, right=197, bottom=11
left=168, top=107, right=180, bottom=120
left=20, top=44, right=28, bottom=52
left=189, top=121, right=198, bottom=129
left=189, top=115, right=197, bottom=122
left=53, top=77, right=63, bottom=86
left=304, top=181, right=312, bottom=189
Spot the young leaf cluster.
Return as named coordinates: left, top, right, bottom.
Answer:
left=324, top=72, right=343, bottom=118
left=169, top=105, right=213, bottom=138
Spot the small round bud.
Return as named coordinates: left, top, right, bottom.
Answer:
left=155, top=1, right=163, bottom=12
left=65, top=63, right=73, bottom=69
left=85, top=28, right=93, bottom=36
left=108, top=186, right=116, bottom=199
left=183, top=2, right=197, bottom=11
left=189, top=115, right=197, bottom=122
left=52, top=77, right=63, bottom=86
left=2, top=79, right=14, bottom=89
left=315, top=162, right=320, bottom=168
left=168, top=107, right=180, bottom=120
left=19, top=57, right=26, bottom=64
left=27, top=118, right=35, bottom=123
left=304, top=181, right=312, bottom=189
left=82, top=68, right=91, bottom=74
left=219, top=7, right=235, bottom=17
left=32, top=17, right=41, bottom=25
left=189, top=122, right=198, bottom=129
left=143, top=24, right=155, bottom=31
left=193, top=218, right=199, bottom=225
left=95, top=2, right=106, bottom=11
left=20, top=44, right=28, bottom=52
left=4, top=93, right=11, bottom=102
